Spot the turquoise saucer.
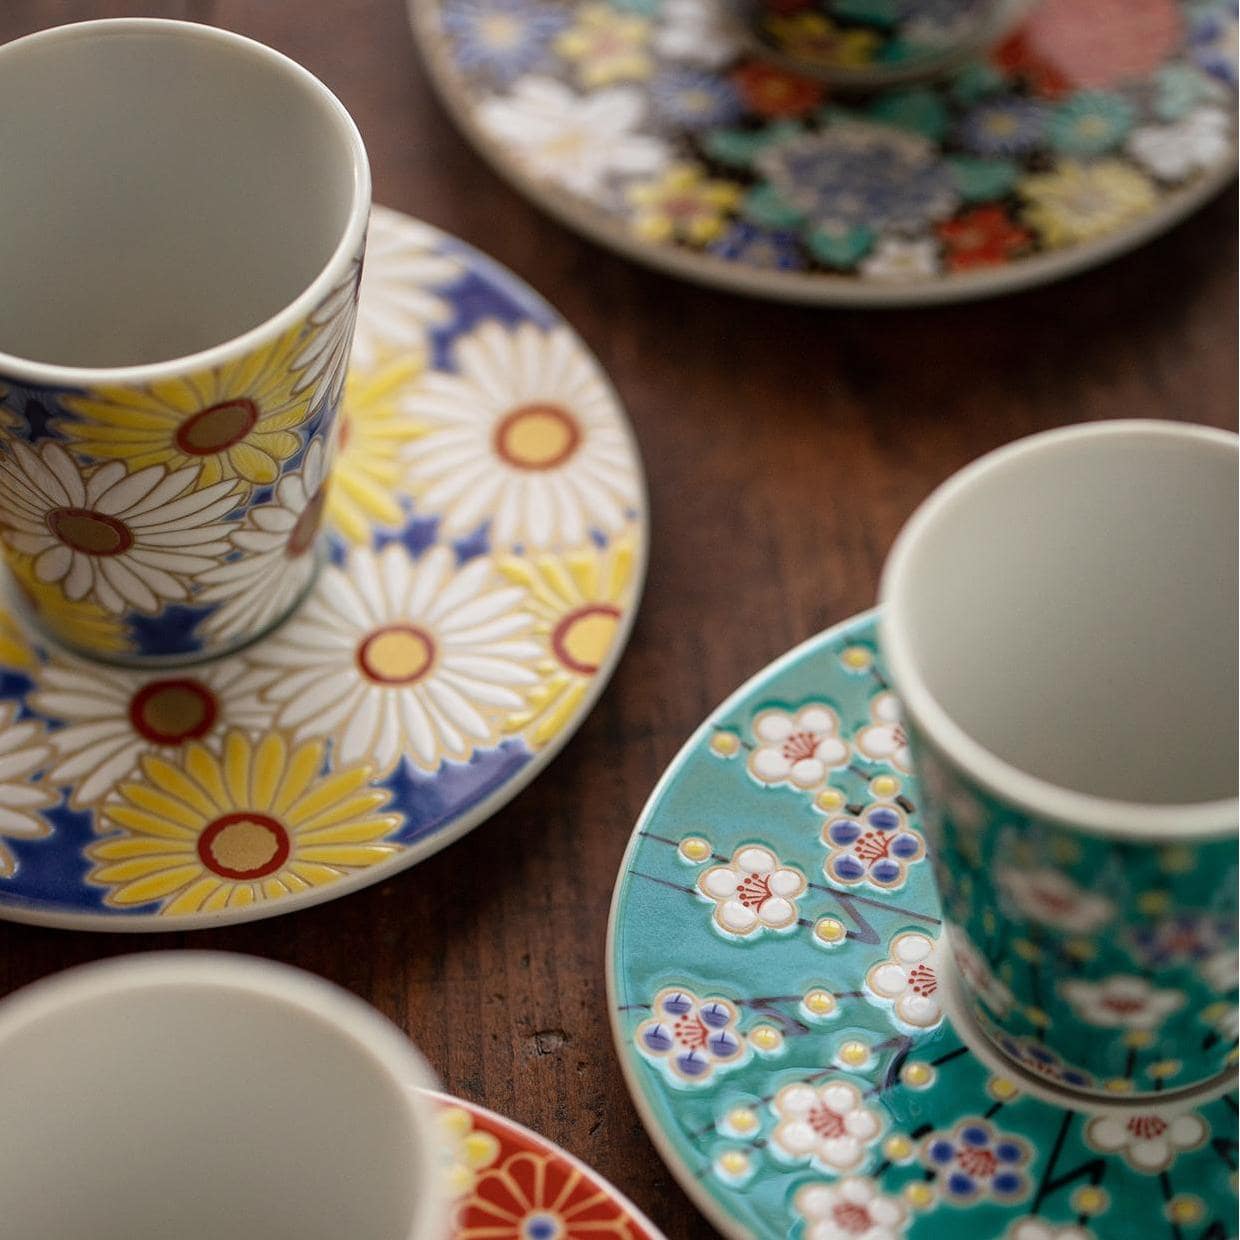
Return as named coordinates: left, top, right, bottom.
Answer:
left=606, top=611, right=1237, bottom=1239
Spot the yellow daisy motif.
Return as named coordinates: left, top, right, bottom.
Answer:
left=4, top=553, right=128, bottom=656
left=330, top=357, right=425, bottom=542
left=498, top=534, right=635, bottom=746
left=1020, top=160, right=1158, bottom=248
left=555, top=3, right=652, bottom=87
left=763, top=12, right=880, bottom=68
left=0, top=607, right=33, bottom=671
left=627, top=165, right=742, bottom=246
left=60, top=325, right=313, bottom=488
left=439, top=1106, right=502, bottom=1198
left=87, top=730, right=402, bottom=915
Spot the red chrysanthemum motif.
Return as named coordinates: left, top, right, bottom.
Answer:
left=732, top=61, right=825, bottom=117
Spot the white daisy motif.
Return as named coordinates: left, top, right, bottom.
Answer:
left=292, top=251, right=362, bottom=416
left=27, top=655, right=266, bottom=810
left=195, top=438, right=330, bottom=641
left=1004, top=1219, right=1095, bottom=1240
left=0, top=702, right=56, bottom=877
left=1200, top=947, right=1239, bottom=992
left=654, top=0, right=743, bottom=68
left=996, top=866, right=1115, bottom=935
left=1061, top=975, right=1185, bottom=1030
left=478, top=76, right=670, bottom=199
left=860, top=237, right=940, bottom=282
left=1084, top=1111, right=1208, bottom=1174
left=794, top=1176, right=910, bottom=1240
left=771, top=1080, right=883, bottom=1171
left=400, top=320, right=639, bottom=550
left=696, top=844, right=806, bottom=935
left=241, top=543, right=541, bottom=775
left=351, top=206, right=463, bottom=373
left=855, top=691, right=912, bottom=772
left=1127, top=107, right=1232, bottom=182
left=949, top=926, right=1015, bottom=1018
left=866, top=931, right=944, bottom=1028
left=0, top=441, right=237, bottom=615
left=747, top=705, right=849, bottom=791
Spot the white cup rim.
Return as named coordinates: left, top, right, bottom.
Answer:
left=0, top=18, right=370, bottom=387
left=0, top=952, right=446, bottom=1240
left=880, top=419, right=1240, bottom=843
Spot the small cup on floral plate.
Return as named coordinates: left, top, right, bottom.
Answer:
left=880, top=420, right=1238, bottom=1108
left=0, top=19, right=370, bottom=665
left=0, top=953, right=447, bottom=1239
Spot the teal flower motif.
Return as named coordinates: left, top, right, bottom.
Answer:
left=740, top=183, right=805, bottom=229
left=806, top=222, right=874, bottom=268
left=703, top=121, right=802, bottom=170
left=946, top=156, right=1020, bottom=202
left=949, top=60, right=1009, bottom=105
left=1048, top=91, right=1135, bottom=156
left=1154, top=63, right=1226, bottom=121
left=868, top=87, right=950, bottom=141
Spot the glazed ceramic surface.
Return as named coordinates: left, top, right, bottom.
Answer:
left=0, top=205, right=646, bottom=930
left=412, top=0, right=1237, bottom=304
left=0, top=21, right=370, bottom=663
left=432, top=1091, right=666, bottom=1240
left=607, top=613, right=1238, bottom=1240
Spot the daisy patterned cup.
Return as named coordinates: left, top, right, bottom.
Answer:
left=0, top=20, right=370, bottom=665
left=0, top=954, right=446, bottom=1240
left=881, top=421, right=1239, bottom=1107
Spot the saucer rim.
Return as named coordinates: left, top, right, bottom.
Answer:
left=409, top=0, right=1237, bottom=309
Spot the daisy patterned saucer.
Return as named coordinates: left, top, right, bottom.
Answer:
left=411, top=0, right=1237, bottom=304
left=606, top=612, right=1237, bottom=1239
left=0, top=205, right=646, bottom=930
left=431, top=1090, right=666, bottom=1240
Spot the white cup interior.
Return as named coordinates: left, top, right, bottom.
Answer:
left=0, top=955, right=437, bottom=1240
left=0, top=21, right=361, bottom=369
left=882, top=423, right=1238, bottom=806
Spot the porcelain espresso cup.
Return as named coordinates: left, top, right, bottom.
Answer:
left=0, top=953, right=447, bottom=1240
left=880, top=420, right=1238, bottom=1108
left=0, top=19, right=370, bottom=666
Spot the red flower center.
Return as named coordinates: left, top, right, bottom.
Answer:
left=958, top=1147, right=997, bottom=1178
left=1100, top=996, right=1145, bottom=1016
left=47, top=507, right=134, bottom=556
left=175, top=398, right=259, bottom=456
left=674, top=1014, right=709, bottom=1050
left=287, top=483, right=329, bottom=559
left=908, top=962, right=937, bottom=997
left=736, top=873, right=773, bottom=910
left=831, top=1203, right=873, bottom=1234
left=807, top=1103, right=846, bottom=1139
left=781, top=730, right=819, bottom=762
left=853, top=831, right=892, bottom=862
left=197, top=811, right=291, bottom=880
left=1128, top=1115, right=1169, bottom=1140
left=128, top=678, right=217, bottom=745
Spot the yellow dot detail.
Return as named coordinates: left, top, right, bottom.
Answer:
left=841, top=646, right=872, bottom=670
left=804, top=989, right=836, bottom=1017
left=439, top=1107, right=472, bottom=1140
left=904, top=1183, right=935, bottom=1210
left=1227, top=1046, right=1238, bottom=1065
left=988, top=1076, right=1020, bottom=1101
left=1146, top=1059, right=1181, bottom=1080
left=838, top=1040, right=870, bottom=1067
left=901, top=1062, right=935, bottom=1089
left=816, top=788, right=845, bottom=812
left=982, top=908, right=998, bottom=936
left=870, top=775, right=899, bottom=799
left=1123, top=1029, right=1155, bottom=1049
left=883, top=1135, right=913, bottom=1161
left=1203, top=1001, right=1230, bottom=1022
left=749, top=1024, right=782, bottom=1052
left=1051, top=836, right=1081, bottom=863
left=1072, top=1186, right=1109, bottom=1216
left=1167, top=1195, right=1205, bottom=1224
left=1104, top=1078, right=1133, bottom=1094
left=1138, top=890, right=1171, bottom=916
left=1024, top=1006, right=1051, bottom=1029
left=1065, top=938, right=1096, bottom=961
left=1013, top=939, right=1042, bottom=963
left=726, top=1107, right=759, bottom=1134
left=1160, top=845, right=1195, bottom=873
left=463, top=1131, right=501, bottom=1169
left=717, top=1150, right=750, bottom=1178
left=678, top=837, right=711, bottom=863
left=710, top=731, right=740, bottom=758
left=815, top=917, right=847, bottom=945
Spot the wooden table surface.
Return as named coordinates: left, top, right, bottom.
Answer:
left=0, top=2, right=1236, bottom=1236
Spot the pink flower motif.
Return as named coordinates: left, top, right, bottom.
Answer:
left=795, top=1177, right=910, bottom=1240
left=697, top=844, right=806, bottom=935
left=771, top=1080, right=883, bottom=1171
left=997, top=866, right=1114, bottom=934
left=1085, top=1111, right=1208, bottom=1173
left=1061, top=975, right=1185, bottom=1030
left=748, top=705, right=849, bottom=790
left=855, top=692, right=912, bottom=772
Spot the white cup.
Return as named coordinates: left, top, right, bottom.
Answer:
left=0, top=954, right=446, bottom=1240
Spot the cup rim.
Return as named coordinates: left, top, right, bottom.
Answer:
left=879, top=419, right=1240, bottom=843
left=0, top=18, right=370, bottom=386
left=0, top=952, right=446, bottom=1240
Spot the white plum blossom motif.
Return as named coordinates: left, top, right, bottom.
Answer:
left=292, top=250, right=361, bottom=415
left=866, top=931, right=943, bottom=1028
left=479, top=76, right=670, bottom=199
left=771, top=1080, right=883, bottom=1171
left=1127, top=107, right=1232, bottom=182
left=1084, top=1111, right=1208, bottom=1174
left=653, top=0, right=743, bottom=68
left=240, top=543, right=541, bottom=776
left=855, top=691, right=912, bottom=772
left=747, top=705, right=849, bottom=790
left=0, top=702, right=56, bottom=877
left=697, top=844, right=806, bottom=936
left=0, top=442, right=237, bottom=615
left=996, top=866, right=1115, bottom=934
left=794, top=1177, right=910, bottom=1240
left=1061, top=975, right=1185, bottom=1031
left=1004, top=1219, right=1095, bottom=1240
left=949, top=926, right=1014, bottom=1018
left=1201, top=947, right=1239, bottom=992
left=351, top=206, right=463, bottom=372
left=196, top=438, right=330, bottom=641
left=859, top=237, right=940, bottom=282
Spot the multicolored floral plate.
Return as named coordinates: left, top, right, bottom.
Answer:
left=0, top=205, right=646, bottom=930
left=432, top=1090, right=666, bottom=1240
left=411, top=0, right=1237, bottom=304
left=606, top=612, right=1238, bottom=1239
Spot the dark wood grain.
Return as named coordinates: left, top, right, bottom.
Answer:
left=0, top=3, right=1235, bottom=1237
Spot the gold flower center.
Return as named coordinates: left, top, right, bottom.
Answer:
left=493, top=404, right=581, bottom=470
left=128, top=678, right=217, bottom=744
left=287, top=483, right=329, bottom=559
left=356, top=624, right=436, bottom=685
left=47, top=507, right=134, bottom=556
left=197, top=812, right=290, bottom=880
left=551, top=604, right=620, bottom=675
left=175, top=398, right=259, bottom=455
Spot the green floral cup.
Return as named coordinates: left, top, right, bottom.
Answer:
left=0, top=20, right=369, bottom=666
left=881, top=421, right=1238, bottom=1107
